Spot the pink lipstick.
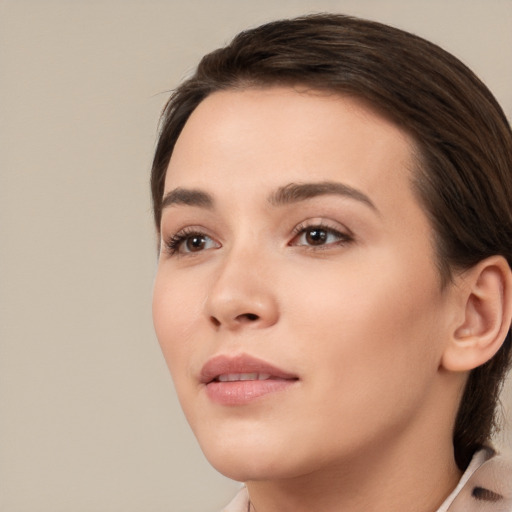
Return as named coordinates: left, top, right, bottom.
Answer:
left=200, top=354, right=298, bottom=405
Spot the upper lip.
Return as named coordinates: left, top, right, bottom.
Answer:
left=199, top=353, right=298, bottom=384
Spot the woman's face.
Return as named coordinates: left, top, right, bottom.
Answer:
left=153, top=87, right=458, bottom=481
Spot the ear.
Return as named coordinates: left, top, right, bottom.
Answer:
left=441, top=256, right=512, bottom=372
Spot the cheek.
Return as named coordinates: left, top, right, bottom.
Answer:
left=152, top=268, right=203, bottom=381
left=286, top=252, right=445, bottom=392
left=271, top=258, right=447, bottom=463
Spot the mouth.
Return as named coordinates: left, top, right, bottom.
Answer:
left=216, top=373, right=272, bottom=382
left=200, top=354, right=299, bottom=405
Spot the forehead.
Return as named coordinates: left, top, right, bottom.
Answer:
left=164, top=87, right=419, bottom=216
left=168, top=87, right=415, bottom=180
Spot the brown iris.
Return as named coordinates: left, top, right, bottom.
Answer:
left=186, top=235, right=207, bottom=252
left=305, top=228, right=328, bottom=245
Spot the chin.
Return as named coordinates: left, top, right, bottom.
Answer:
left=208, top=455, right=272, bottom=482
left=196, top=429, right=308, bottom=482
left=207, top=451, right=302, bottom=483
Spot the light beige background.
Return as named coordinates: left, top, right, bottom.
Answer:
left=1, top=1, right=511, bottom=511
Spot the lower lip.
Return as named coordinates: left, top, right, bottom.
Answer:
left=204, top=379, right=297, bottom=405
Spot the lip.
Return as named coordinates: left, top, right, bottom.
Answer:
left=200, top=353, right=299, bottom=405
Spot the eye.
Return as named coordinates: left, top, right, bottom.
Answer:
left=291, top=223, right=353, bottom=248
left=164, top=228, right=220, bottom=256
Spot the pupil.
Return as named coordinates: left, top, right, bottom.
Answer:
left=306, top=229, right=327, bottom=245
left=187, top=235, right=205, bottom=251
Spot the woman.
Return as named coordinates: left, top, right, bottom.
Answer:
left=150, top=14, right=512, bottom=512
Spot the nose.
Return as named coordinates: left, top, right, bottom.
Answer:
left=205, top=250, right=279, bottom=331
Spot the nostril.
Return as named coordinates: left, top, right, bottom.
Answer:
left=210, top=316, right=221, bottom=327
left=209, top=312, right=262, bottom=328
left=238, top=313, right=259, bottom=322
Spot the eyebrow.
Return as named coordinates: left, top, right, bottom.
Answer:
left=161, top=181, right=378, bottom=213
left=161, top=188, right=214, bottom=210
left=269, top=181, right=378, bottom=212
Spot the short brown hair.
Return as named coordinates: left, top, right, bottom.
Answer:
left=150, top=14, right=512, bottom=470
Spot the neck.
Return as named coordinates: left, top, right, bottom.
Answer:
left=246, top=438, right=461, bottom=512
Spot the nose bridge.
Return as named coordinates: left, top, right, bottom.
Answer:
left=205, top=237, right=279, bottom=329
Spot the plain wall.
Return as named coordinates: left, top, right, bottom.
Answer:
left=1, top=1, right=511, bottom=511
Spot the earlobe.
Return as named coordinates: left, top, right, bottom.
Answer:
left=441, top=256, right=512, bottom=372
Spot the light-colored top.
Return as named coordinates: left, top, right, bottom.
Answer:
left=221, top=448, right=512, bottom=512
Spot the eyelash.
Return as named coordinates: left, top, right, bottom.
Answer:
left=290, top=222, right=354, bottom=249
left=163, top=222, right=353, bottom=257
left=164, top=227, right=218, bottom=256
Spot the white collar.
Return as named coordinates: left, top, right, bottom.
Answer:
left=221, top=448, right=509, bottom=512
left=436, top=447, right=494, bottom=512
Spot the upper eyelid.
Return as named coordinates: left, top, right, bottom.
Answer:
left=292, top=219, right=354, bottom=236
left=162, top=223, right=216, bottom=238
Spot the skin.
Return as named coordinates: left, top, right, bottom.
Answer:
left=152, top=87, right=469, bottom=512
